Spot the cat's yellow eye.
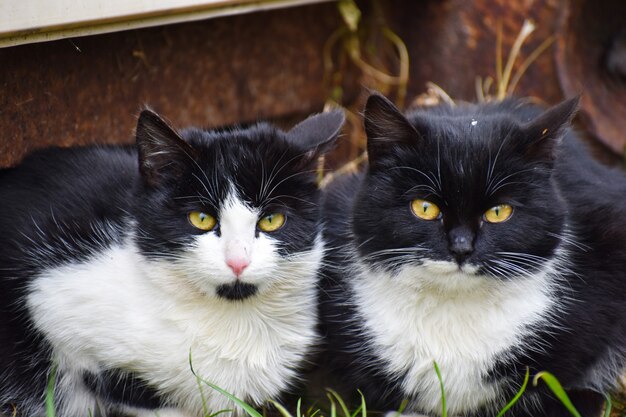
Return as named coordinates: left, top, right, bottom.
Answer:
left=484, top=204, right=513, bottom=223
left=188, top=211, right=217, bottom=231
left=258, top=213, right=285, bottom=232
left=411, top=199, right=441, bottom=221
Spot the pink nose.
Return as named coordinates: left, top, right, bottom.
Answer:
left=226, top=258, right=250, bottom=277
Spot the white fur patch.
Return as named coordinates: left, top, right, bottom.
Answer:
left=130, top=406, right=196, bottom=417
left=26, top=192, right=323, bottom=416
left=351, top=255, right=564, bottom=415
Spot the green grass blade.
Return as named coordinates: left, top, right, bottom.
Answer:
left=386, top=398, right=409, bottom=417
left=309, top=408, right=321, bottom=417
left=357, top=390, right=367, bottom=417
left=190, top=350, right=210, bottom=417
left=296, top=398, right=302, bottom=417
left=398, top=399, right=408, bottom=415
left=305, top=403, right=321, bottom=417
left=327, top=393, right=337, bottom=417
left=189, top=352, right=263, bottom=417
left=270, top=400, right=294, bottom=417
left=433, top=361, right=447, bottom=417
left=208, top=410, right=235, bottom=417
left=602, top=394, right=612, bottom=417
left=327, top=389, right=351, bottom=417
left=349, top=404, right=363, bottom=417
left=195, top=373, right=210, bottom=417
left=496, top=367, right=530, bottom=417
left=533, top=371, right=581, bottom=417
left=46, top=364, right=57, bottom=417
left=195, top=376, right=262, bottom=417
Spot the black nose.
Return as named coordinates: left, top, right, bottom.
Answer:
left=448, top=226, right=474, bottom=263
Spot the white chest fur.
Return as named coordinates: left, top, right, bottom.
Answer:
left=352, top=261, right=559, bottom=415
left=26, top=240, right=321, bottom=416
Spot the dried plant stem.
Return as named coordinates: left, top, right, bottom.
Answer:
left=323, top=1, right=409, bottom=106
left=506, top=36, right=555, bottom=96
left=496, top=20, right=503, bottom=92
left=476, top=77, right=486, bottom=103
left=475, top=76, right=495, bottom=102
left=320, top=152, right=367, bottom=189
left=323, top=27, right=347, bottom=95
left=350, top=49, right=403, bottom=87
left=483, top=77, right=494, bottom=98
left=382, top=27, right=410, bottom=107
left=317, top=155, right=326, bottom=186
left=425, top=82, right=455, bottom=107
left=497, top=20, right=536, bottom=100
left=479, top=19, right=552, bottom=101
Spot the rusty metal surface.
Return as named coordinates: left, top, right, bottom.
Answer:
left=383, top=0, right=624, bottom=163
left=0, top=3, right=341, bottom=168
left=388, top=0, right=565, bottom=103
left=555, top=0, right=626, bottom=155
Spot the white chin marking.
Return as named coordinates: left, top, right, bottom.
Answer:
left=421, top=259, right=459, bottom=274
left=421, top=259, right=479, bottom=275
left=461, top=263, right=479, bottom=274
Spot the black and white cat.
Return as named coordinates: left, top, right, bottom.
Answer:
left=319, top=92, right=626, bottom=417
left=0, top=108, right=344, bottom=417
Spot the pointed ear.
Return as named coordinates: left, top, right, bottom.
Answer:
left=521, top=96, right=580, bottom=161
left=286, top=109, right=345, bottom=161
left=136, top=109, right=197, bottom=187
left=364, top=93, right=422, bottom=166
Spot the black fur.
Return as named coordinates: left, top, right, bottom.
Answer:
left=216, top=281, right=259, bottom=300
left=0, top=109, right=344, bottom=416
left=319, top=93, right=626, bottom=417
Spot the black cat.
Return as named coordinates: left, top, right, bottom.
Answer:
left=0, top=109, right=344, bottom=417
left=319, top=92, right=626, bottom=417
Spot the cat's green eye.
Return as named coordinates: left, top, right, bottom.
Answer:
left=258, top=213, right=285, bottom=232
left=484, top=204, right=513, bottom=223
left=188, top=211, right=217, bottom=231
left=411, top=199, right=441, bottom=221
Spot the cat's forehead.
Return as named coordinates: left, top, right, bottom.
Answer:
left=184, top=124, right=289, bottom=152
left=380, top=118, right=534, bottom=208
left=415, top=122, right=516, bottom=170
left=424, top=108, right=530, bottom=157
left=176, top=125, right=315, bottom=209
left=182, top=125, right=304, bottom=174
left=424, top=113, right=518, bottom=143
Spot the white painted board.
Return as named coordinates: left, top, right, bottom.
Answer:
left=0, top=0, right=333, bottom=47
